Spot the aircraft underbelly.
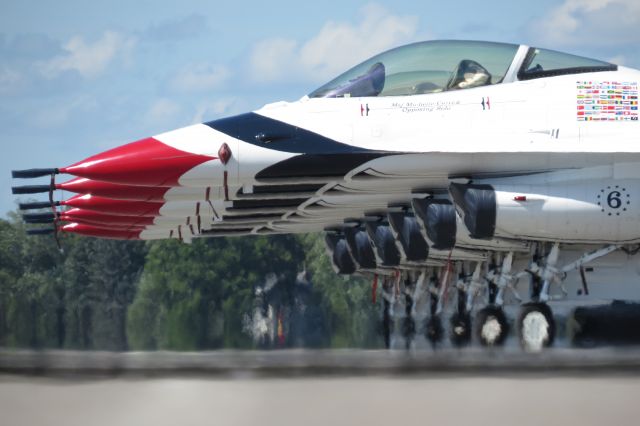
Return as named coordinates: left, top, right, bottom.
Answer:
left=511, top=249, right=640, bottom=303
left=347, top=152, right=640, bottom=181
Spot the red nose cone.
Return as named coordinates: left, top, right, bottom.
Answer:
left=62, top=208, right=156, bottom=227
left=61, top=223, right=142, bottom=240
left=62, top=194, right=164, bottom=217
left=56, top=177, right=171, bottom=202
left=58, top=137, right=215, bottom=186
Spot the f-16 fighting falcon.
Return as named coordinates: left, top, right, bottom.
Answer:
left=11, top=40, right=640, bottom=351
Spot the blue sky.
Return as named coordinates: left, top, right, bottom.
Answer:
left=3, top=0, right=640, bottom=216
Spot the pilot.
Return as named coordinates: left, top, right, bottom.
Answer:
left=447, top=59, right=491, bottom=90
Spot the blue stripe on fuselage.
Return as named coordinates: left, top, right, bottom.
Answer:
left=205, top=112, right=373, bottom=154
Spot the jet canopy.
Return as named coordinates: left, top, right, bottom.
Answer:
left=309, top=40, right=616, bottom=98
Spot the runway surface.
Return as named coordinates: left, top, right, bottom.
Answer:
left=2, top=349, right=640, bottom=426
left=2, top=347, right=640, bottom=376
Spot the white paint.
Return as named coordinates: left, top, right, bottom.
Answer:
left=154, top=123, right=220, bottom=156
left=521, top=311, right=550, bottom=352
left=493, top=179, right=640, bottom=243
left=481, top=316, right=502, bottom=345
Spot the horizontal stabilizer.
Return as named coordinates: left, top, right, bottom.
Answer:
left=11, top=185, right=53, bottom=194
left=12, top=168, right=59, bottom=179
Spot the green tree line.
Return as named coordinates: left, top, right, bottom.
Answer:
left=0, top=212, right=380, bottom=350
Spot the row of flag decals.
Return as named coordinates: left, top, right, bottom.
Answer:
left=577, top=81, right=638, bottom=121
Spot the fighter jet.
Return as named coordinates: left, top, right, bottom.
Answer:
left=11, top=40, right=640, bottom=350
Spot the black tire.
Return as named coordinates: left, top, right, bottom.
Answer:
left=402, top=316, right=415, bottom=349
left=425, top=316, right=444, bottom=346
left=450, top=312, right=472, bottom=347
left=475, top=306, right=508, bottom=347
left=517, top=302, right=556, bottom=351
left=381, top=299, right=392, bottom=349
left=569, top=301, right=640, bottom=347
left=402, top=294, right=415, bottom=349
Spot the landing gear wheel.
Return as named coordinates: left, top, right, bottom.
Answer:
left=450, top=312, right=471, bottom=347
left=382, top=299, right=392, bottom=349
left=475, top=306, right=508, bottom=347
left=425, top=316, right=443, bottom=347
left=402, top=316, right=415, bottom=349
left=402, top=294, right=415, bottom=349
left=518, top=302, right=555, bottom=352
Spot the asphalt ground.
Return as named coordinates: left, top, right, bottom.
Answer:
left=2, top=349, right=640, bottom=426
left=3, top=348, right=640, bottom=377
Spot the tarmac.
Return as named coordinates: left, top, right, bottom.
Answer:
left=2, top=348, right=640, bottom=426
left=2, top=347, right=640, bottom=377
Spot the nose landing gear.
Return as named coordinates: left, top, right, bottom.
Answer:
left=426, top=272, right=444, bottom=347
left=375, top=243, right=619, bottom=351
left=515, top=243, right=618, bottom=351
left=474, top=257, right=512, bottom=347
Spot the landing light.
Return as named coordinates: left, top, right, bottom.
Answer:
left=218, top=143, right=232, bottom=165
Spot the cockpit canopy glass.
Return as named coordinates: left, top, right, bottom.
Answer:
left=518, top=47, right=616, bottom=80
left=308, top=40, right=519, bottom=98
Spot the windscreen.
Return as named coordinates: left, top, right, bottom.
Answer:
left=518, top=47, right=617, bottom=80
left=309, top=40, right=519, bottom=98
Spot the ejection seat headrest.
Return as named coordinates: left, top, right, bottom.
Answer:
left=446, top=59, right=491, bottom=90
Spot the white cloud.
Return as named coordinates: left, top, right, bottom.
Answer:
left=0, top=66, right=25, bottom=95
left=249, top=3, right=419, bottom=83
left=143, top=13, right=209, bottom=42
left=191, top=98, right=242, bottom=123
left=40, top=31, right=136, bottom=79
left=144, top=98, right=181, bottom=127
left=170, top=63, right=230, bottom=92
left=32, top=96, right=98, bottom=129
left=250, top=38, right=298, bottom=82
left=530, top=0, right=640, bottom=47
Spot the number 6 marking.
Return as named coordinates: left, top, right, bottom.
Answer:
left=607, top=191, right=622, bottom=209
